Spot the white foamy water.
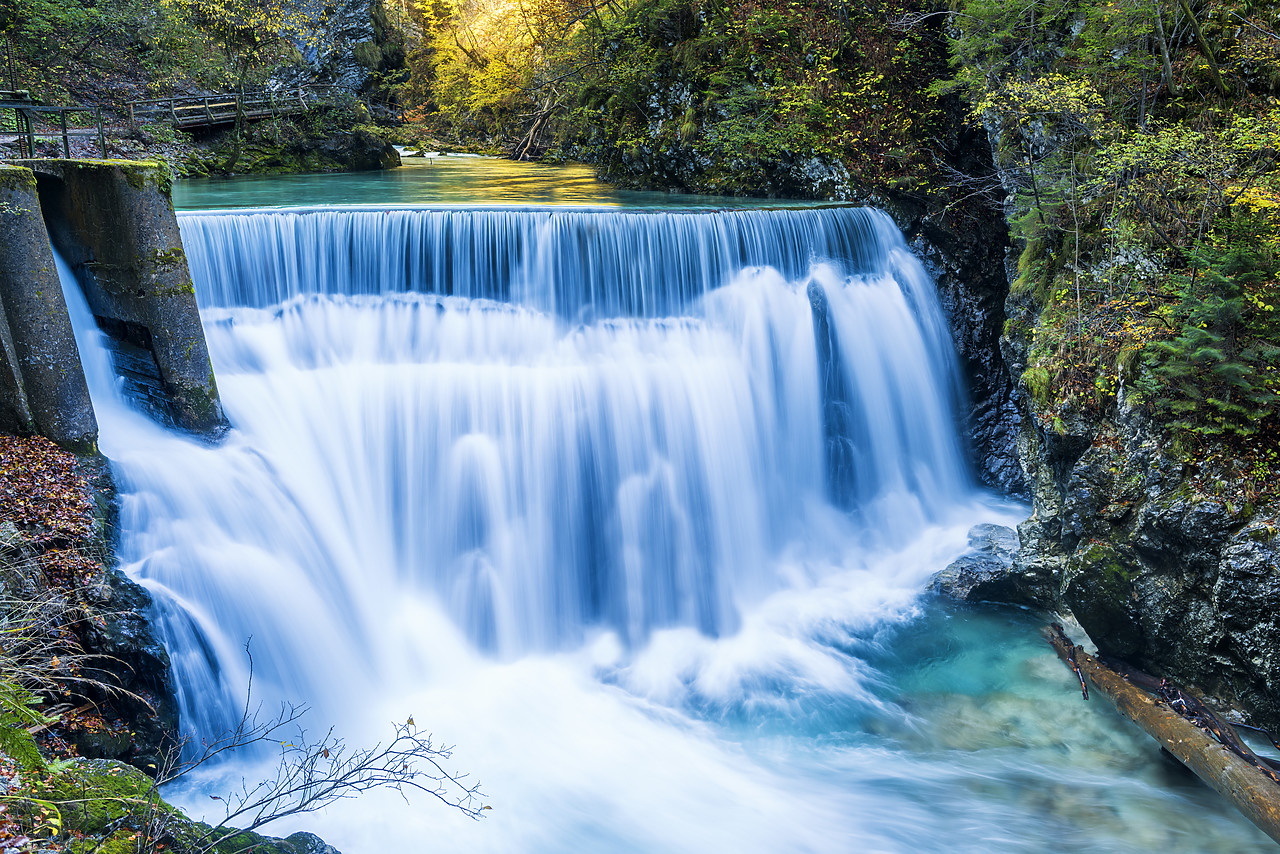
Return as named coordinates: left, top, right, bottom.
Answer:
left=52, top=205, right=1272, bottom=852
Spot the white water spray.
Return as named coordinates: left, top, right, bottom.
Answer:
left=52, top=203, right=1261, bottom=853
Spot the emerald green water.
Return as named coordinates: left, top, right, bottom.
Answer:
left=173, top=153, right=822, bottom=210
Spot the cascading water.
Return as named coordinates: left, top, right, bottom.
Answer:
left=56, top=198, right=1273, bottom=853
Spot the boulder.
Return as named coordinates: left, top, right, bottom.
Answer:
left=930, top=523, right=1027, bottom=602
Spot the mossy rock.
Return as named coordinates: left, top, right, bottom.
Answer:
left=13, top=759, right=341, bottom=853
left=1062, top=539, right=1144, bottom=657
left=0, top=164, right=38, bottom=193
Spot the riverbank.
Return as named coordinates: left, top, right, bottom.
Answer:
left=0, top=434, right=347, bottom=852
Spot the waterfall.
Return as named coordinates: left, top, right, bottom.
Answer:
left=182, top=206, right=900, bottom=315
left=63, top=204, right=994, bottom=852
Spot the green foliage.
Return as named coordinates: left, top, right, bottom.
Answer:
left=160, top=0, right=320, bottom=90
left=945, top=0, right=1280, bottom=451
left=1140, top=211, right=1280, bottom=436
left=405, top=0, right=952, bottom=193
left=559, top=0, right=951, bottom=192
left=0, top=0, right=236, bottom=101
left=0, top=679, right=54, bottom=772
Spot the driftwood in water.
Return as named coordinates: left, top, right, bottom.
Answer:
left=1098, top=654, right=1280, bottom=778
left=1044, top=624, right=1280, bottom=846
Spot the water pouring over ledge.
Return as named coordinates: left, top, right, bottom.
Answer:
left=57, top=192, right=1274, bottom=851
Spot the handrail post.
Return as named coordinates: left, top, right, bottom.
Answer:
left=95, top=106, right=106, bottom=158
left=60, top=109, right=70, bottom=157
left=128, top=101, right=135, bottom=126
left=23, top=108, right=34, bottom=156
left=204, top=96, right=213, bottom=125
left=15, top=107, right=26, bottom=158
left=170, top=99, right=179, bottom=125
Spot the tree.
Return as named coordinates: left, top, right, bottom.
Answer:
left=161, top=0, right=320, bottom=89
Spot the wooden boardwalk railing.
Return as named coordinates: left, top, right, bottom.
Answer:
left=126, top=85, right=348, bottom=131
left=0, top=85, right=350, bottom=159
left=1, top=90, right=108, bottom=158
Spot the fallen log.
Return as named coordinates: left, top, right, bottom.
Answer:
left=1100, top=652, right=1280, bottom=779
left=1044, top=625, right=1280, bottom=846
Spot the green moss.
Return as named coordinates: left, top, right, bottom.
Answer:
left=1021, top=365, right=1052, bottom=405
left=1078, top=540, right=1132, bottom=584
left=1247, top=525, right=1278, bottom=542
left=121, top=164, right=152, bottom=192
left=0, top=165, right=38, bottom=193
left=171, top=375, right=224, bottom=432
left=9, top=758, right=323, bottom=853
left=19, top=759, right=168, bottom=836
left=64, top=833, right=139, bottom=854
left=152, top=247, right=186, bottom=267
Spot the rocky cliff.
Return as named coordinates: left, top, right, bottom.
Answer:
left=931, top=136, right=1280, bottom=730
left=990, top=342, right=1280, bottom=729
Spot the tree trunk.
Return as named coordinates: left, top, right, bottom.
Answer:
left=1175, top=0, right=1229, bottom=96
left=1044, top=625, right=1280, bottom=845
left=510, top=98, right=558, bottom=161
left=1154, top=3, right=1180, bottom=98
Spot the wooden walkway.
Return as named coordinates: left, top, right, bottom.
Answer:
left=126, top=85, right=347, bottom=131
left=0, top=85, right=349, bottom=159
left=1, top=90, right=108, bottom=158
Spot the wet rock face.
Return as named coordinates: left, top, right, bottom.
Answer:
left=930, top=523, right=1021, bottom=601
left=80, top=565, right=180, bottom=770
left=303, top=0, right=376, bottom=90
left=906, top=210, right=1024, bottom=496
left=1008, top=391, right=1280, bottom=728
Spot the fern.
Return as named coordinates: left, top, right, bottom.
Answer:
left=0, top=678, right=54, bottom=772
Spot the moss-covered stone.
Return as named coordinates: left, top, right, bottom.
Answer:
left=0, top=163, right=38, bottom=193
left=180, top=108, right=400, bottom=178
left=9, top=759, right=342, bottom=853
left=16, top=158, right=227, bottom=437
left=0, top=164, right=98, bottom=448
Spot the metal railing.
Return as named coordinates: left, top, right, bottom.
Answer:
left=126, top=85, right=349, bottom=130
left=1, top=91, right=107, bottom=158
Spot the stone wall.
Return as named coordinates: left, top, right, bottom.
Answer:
left=0, top=164, right=97, bottom=450
left=19, top=159, right=227, bottom=437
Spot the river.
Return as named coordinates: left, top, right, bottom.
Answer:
left=53, top=157, right=1273, bottom=852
